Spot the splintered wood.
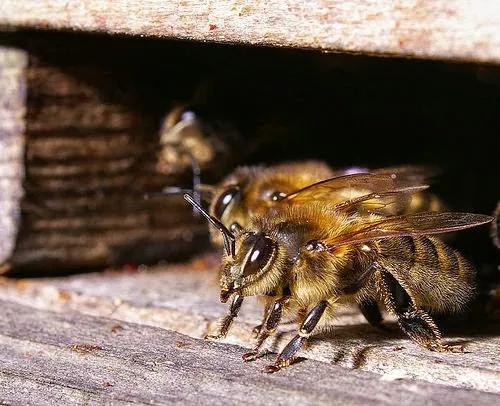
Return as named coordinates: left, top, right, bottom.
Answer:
left=0, top=257, right=498, bottom=404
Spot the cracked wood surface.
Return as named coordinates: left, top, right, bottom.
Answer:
left=0, top=254, right=499, bottom=404
left=1, top=300, right=498, bottom=406
left=1, top=1, right=500, bottom=64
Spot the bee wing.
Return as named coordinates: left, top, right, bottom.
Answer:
left=283, top=173, right=424, bottom=204
left=330, top=165, right=439, bottom=184
left=326, top=212, right=493, bottom=249
left=333, top=185, right=429, bottom=214
left=372, top=165, right=440, bottom=183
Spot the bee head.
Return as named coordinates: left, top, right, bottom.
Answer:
left=219, top=231, right=278, bottom=301
left=183, top=193, right=281, bottom=302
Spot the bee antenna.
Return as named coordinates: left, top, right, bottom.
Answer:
left=183, top=193, right=236, bottom=257
left=188, top=151, right=202, bottom=208
left=144, top=187, right=193, bottom=200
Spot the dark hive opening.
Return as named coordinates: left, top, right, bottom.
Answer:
left=0, top=31, right=497, bottom=280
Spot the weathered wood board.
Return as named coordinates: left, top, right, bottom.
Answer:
left=0, top=254, right=498, bottom=404
left=1, top=299, right=498, bottom=405
left=0, top=46, right=26, bottom=266
left=1, top=1, right=500, bottom=64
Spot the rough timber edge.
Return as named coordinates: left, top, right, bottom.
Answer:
left=1, top=1, right=500, bottom=64
left=0, top=298, right=498, bottom=405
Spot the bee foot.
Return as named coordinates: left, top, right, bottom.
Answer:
left=435, top=343, right=465, bottom=353
left=263, top=364, right=281, bottom=373
left=242, top=348, right=269, bottom=362
left=242, top=350, right=259, bottom=362
left=204, top=333, right=225, bottom=341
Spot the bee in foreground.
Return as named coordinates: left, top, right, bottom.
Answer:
left=183, top=175, right=492, bottom=373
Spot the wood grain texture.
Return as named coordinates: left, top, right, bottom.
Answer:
left=1, top=1, right=500, bottom=63
left=0, top=299, right=498, bottom=405
left=0, top=46, right=26, bottom=265
left=1, top=256, right=499, bottom=398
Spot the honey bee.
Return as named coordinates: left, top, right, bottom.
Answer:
left=161, top=162, right=443, bottom=247
left=154, top=104, right=242, bottom=181
left=156, top=105, right=214, bottom=175
left=183, top=175, right=493, bottom=373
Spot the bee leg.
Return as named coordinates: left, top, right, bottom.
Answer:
left=205, top=294, right=243, bottom=340
left=251, top=300, right=274, bottom=338
left=243, top=296, right=290, bottom=362
left=376, top=270, right=463, bottom=353
left=358, top=298, right=384, bottom=330
left=251, top=324, right=263, bottom=337
left=264, top=300, right=328, bottom=373
left=398, top=308, right=463, bottom=353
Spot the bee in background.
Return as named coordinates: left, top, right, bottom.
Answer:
left=156, top=162, right=444, bottom=247
left=156, top=105, right=215, bottom=176
left=155, top=103, right=246, bottom=177
left=183, top=174, right=493, bottom=373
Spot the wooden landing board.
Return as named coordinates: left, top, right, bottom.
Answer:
left=0, top=254, right=499, bottom=404
left=1, top=1, right=500, bottom=64
left=0, top=299, right=498, bottom=405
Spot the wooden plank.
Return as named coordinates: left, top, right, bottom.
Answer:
left=1, top=256, right=499, bottom=395
left=0, top=46, right=26, bottom=265
left=0, top=299, right=497, bottom=405
left=1, top=1, right=500, bottom=63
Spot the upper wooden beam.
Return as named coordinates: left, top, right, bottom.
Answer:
left=1, top=1, right=500, bottom=64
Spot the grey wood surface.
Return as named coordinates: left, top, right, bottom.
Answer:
left=0, top=299, right=498, bottom=406
left=1, top=1, right=500, bottom=63
left=0, top=255, right=499, bottom=404
left=0, top=46, right=26, bottom=266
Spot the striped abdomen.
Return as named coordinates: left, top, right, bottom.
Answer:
left=377, top=236, right=475, bottom=314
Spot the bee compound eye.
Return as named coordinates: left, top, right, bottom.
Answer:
left=243, top=235, right=275, bottom=277
left=214, top=187, right=240, bottom=219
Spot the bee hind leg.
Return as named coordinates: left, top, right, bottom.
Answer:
left=264, top=300, right=328, bottom=373
left=243, top=296, right=290, bottom=362
left=397, top=308, right=463, bottom=353
left=375, top=269, right=463, bottom=353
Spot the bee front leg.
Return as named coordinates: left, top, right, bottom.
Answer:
left=264, top=300, right=328, bottom=373
left=375, top=269, right=463, bottom=353
left=205, top=293, right=243, bottom=340
left=243, top=296, right=290, bottom=362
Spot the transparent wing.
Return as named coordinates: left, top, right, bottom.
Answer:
left=326, top=212, right=493, bottom=249
left=332, top=185, right=429, bottom=215
left=330, top=165, right=439, bottom=184
left=282, top=172, right=425, bottom=204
